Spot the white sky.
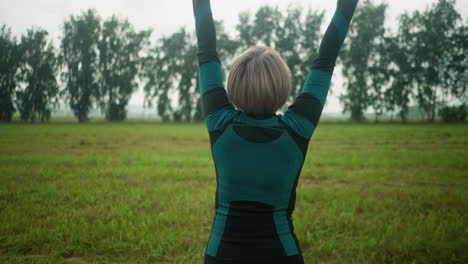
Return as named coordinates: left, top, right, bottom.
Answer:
left=1, top=0, right=467, bottom=113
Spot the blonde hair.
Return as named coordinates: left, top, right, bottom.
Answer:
left=227, top=46, right=291, bottom=115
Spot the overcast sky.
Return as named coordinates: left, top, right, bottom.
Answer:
left=1, top=0, right=467, bottom=113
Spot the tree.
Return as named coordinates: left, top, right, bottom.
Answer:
left=142, top=45, right=172, bottom=122
left=439, top=104, right=467, bottom=122
left=276, top=6, right=324, bottom=99
left=143, top=29, right=198, bottom=122
left=442, top=22, right=467, bottom=105
left=365, top=17, right=394, bottom=123
left=253, top=6, right=282, bottom=48
left=16, top=28, right=59, bottom=122
left=0, top=25, right=22, bottom=122
left=408, top=0, right=463, bottom=121
left=339, top=0, right=387, bottom=121
left=383, top=31, right=413, bottom=122
left=174, top=29, right=198, bottom=122
left=215, top=20, right=241, bottom=72
left=61, top=9, right=101, bottom=122
left=236, top=12, right=256, bottom=48
left=98, top=16, right=151, bottom=121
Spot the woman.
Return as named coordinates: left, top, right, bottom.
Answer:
left=192, top=1, right=358, bottom=263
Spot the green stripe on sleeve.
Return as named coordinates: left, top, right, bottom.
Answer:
left=303, top=69, right=332, bottom=106
left=280, top=111, right=316, bottom=139
left=199, top=62, right=224, bottom=95
left=205, top=106, right=237, bottom=132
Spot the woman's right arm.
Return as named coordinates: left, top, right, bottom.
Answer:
left=281, top=0, right=358, bottom=139
left=193, top=0, right=237, bottom=132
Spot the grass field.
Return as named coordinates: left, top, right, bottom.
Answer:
left=0, top=121, right=467, bottom=264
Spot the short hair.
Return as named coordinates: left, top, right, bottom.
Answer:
left=227, top=46, right=291, bottom=114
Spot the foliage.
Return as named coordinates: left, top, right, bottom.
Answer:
left=143, top=29, right=198, bottom=122
left=98, top=16, right=151, bottom=121
left=383, top=15, right=417, bottom=122
left=340, top=0, right=387, bottom=121
left=402, top=0, right=464, bottom=122
left=443, top=23, right=467, bottom=104
left=338, top=0, right=467, bottom=123
left=16, top=28, right=59, bottom=122
left=439, top=104, right=467, bottom=122
left=0, top=25, right=22, bottom=122
left=60, top=9, right=101, bottom=123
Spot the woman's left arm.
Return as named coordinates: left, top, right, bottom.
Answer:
left=281, top=0, right=358, bottom=140
left=193, top=0, right=236, bottom=132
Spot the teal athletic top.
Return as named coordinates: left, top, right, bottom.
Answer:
left=193, top=1, right=358, bottom=263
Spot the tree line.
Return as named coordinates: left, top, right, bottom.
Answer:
left=0, top=0, right=466, bottom=123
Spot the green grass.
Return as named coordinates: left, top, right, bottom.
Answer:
left=0, top=122, right=467, bottom=264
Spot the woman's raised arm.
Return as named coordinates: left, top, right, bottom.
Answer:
left=193, top=0, right=220, bottom=65
left=282, top=0, right=359, bottom=139
left=193, top=0, right=237, bottom=132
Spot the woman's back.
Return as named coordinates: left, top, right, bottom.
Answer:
left=205, top=111, right=307, bottom=263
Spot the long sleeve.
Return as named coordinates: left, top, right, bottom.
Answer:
left=193, top=0, right=236, bottom=132
left=193, top=0, right=220, bottom=65
left=281, top=0, right=358, bottom=139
